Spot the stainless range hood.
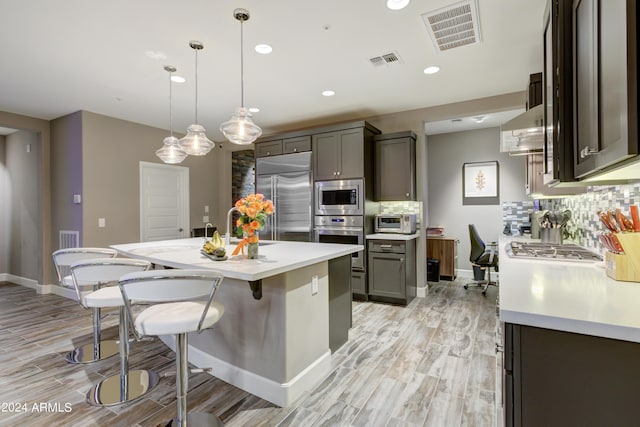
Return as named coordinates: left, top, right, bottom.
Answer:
left=500, top=102, right=544, bottom=156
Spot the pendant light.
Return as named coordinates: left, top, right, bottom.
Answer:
left=179, top=41, right=215, bottom=155
left=220, top=8, right=262, bottom=145
left=155, top=65, right=188, bottom=164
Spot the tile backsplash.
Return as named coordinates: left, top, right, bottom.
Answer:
left=503, top=182, right=640, bottom=253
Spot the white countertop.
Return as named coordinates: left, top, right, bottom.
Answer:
left=112, top=238, right=362, bottom=282
left=499, top=236, right=640, bottom=343
left=366, top=233, right=420, bottom=241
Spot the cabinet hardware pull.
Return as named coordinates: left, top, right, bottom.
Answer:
left=580, top=146, right=598, bottom=158
left=337, top=171, right=341, bottom=176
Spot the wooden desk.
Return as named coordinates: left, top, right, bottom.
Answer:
left=426, top=236, right=458, bottom=280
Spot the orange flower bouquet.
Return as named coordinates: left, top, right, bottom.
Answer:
left=231, top=193, right=274, bottom=258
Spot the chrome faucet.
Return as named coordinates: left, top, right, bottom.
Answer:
left=204, top=223, right=213, bottom=244
left=225, top=207, right=240, bottom=246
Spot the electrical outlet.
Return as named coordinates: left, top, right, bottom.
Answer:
left=98, top=218, right=106, bottom=228
left=311, top=275, right=319, bottom=295
left=204, top=205, right=209, bottom=213
left=203, top=216, right=209, bottom=223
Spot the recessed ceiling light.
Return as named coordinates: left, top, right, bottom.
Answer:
left=249, top=107, right=260, bottom=113
left=145, top=50, right=167, bottom=60
left=387, top=0, right=410, bottom=10
left=472, top=116, right=486, bottom=123
left=423, top=66, right=440, bottom=74
left=255, top=44, right=272, bottom=54
left=171, top=75, right=186, bottom=83
left=322, top=90, right=335, bottom=97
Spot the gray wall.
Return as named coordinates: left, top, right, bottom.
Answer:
left=62, top=111, right=223, bottom=248
left=427, top=127, right=528, bottom=271
left=3, top=130, right=41, bottom=280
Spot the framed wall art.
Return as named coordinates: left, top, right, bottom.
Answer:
left=462, top=161, right=499, bottom=205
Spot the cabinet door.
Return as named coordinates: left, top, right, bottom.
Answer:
left=337, top=128, right=364, bottom=179
left=351, top=270, right=367, bottom=296
left=573, top=0, right=599, bottom=177
left=283, top=136, right=311, bottom=154
left=312, top=132, right=339, bottom=180
left=375, top=137, right=415, bottom=201
left=368, top=251, right=405, bottom=299
left=255, top=140, right=283, bottom=157
left=574, top=0, right=638, bottom=178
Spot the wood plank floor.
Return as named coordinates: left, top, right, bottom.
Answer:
left=0, top=280, right=500, bottom=427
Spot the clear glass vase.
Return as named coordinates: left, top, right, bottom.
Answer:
left=244, top=231, right=259, bottom=259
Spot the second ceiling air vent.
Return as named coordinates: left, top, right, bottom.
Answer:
left=421, top=0, right=482, bottom=52
left=369, top=51, right=403, bottom=68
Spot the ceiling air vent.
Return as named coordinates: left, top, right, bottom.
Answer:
left=421, top=0, right=482, bottom=52
left=369, top=51, right=403, bottom=68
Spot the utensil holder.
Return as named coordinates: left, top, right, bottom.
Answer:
left=605, top=233, right=640, bottom=282
left=540, top=228, right=562, bottom=244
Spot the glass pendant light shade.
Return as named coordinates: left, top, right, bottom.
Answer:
left=179, top=40, right=214, bottom=156
left=222, top=9, right=262, bottom=145
left=180, top=124, right=215, bottom=155
left=220, top=107, right=262, bottom=145
left=156, top=136, right=188, bottom=164
left=156, top=65, right=188, bottom=164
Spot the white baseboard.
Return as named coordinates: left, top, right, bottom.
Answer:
left=0, top=273, right=78, bottom=299
left=159, top=335, right=331, bottom=407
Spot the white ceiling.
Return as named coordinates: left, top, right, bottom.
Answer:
left=0, top=0, right=546, bottom=141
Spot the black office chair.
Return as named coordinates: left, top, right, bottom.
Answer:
left=464, top=224, right=498, bottom=295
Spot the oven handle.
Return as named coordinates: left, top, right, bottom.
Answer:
left=315, top=226, right=363, bottom=233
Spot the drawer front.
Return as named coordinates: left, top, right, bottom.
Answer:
left=255, top=140, right=283, bottom=157
left=368, top=240, right=406, bottom=254
left=283, top=136, right=311, bottom=153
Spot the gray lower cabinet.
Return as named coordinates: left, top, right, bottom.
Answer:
left=367, top=239, right=416, bottom=305
left=351, top=270, right=367, bottom=299
left=374, top=131, right=416, bottom=201
left=503, top=322, right=640, bottom=427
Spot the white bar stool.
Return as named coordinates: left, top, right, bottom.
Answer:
left=119, top=269, right=225, bottom=427
left=78, top=258, right=161, bottom=407
left=52, top=247, right=118, bottom=363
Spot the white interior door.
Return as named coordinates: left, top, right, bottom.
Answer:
left=139, top=161, right=189, bottom=242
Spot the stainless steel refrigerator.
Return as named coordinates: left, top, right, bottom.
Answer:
left=255, top=151, right=313, bottom=242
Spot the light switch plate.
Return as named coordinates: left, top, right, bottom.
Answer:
left=73, top=194, right=82, bottom=204
left=311, top=275, right=319, bottom=295
left=98, top=218, right=106, bottom=228
left=203, top=216, right=209, bottom=223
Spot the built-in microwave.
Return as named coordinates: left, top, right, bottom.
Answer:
left=314, top=179, right=364, bottom=216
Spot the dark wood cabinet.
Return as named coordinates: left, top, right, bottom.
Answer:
left=572, top=0, right=638, bottom=178
left=367, top=239, right=416, bottom=305
left=504, top=322, right=640, bottom=427
left=543, top=0, right=579, bottom=185
left=426, top=237, right=457, bottom=280
left=373, top=131, right=416, bottom=201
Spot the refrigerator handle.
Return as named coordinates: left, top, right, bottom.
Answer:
left=271, top=175, right=277, bottom=241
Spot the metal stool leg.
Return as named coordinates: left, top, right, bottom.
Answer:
left=166, top=333, right=223, bottom=427
left=66, top=306, right=119, bottom=364
left=86, top=307, right=160, bottom=406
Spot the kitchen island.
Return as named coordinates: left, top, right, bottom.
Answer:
left=499, top=237, right=640, bottom=427
left=111, top=238, right=362, bottom=407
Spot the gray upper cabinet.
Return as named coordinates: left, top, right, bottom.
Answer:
left=313, top=128, right=364, bottom=180
left=283, top=136, right=311, bottom=154
left=573, top=0, right=638, bottom=178
left=255, top=140, right=283, bottom=158
left=374, top=131, right=416, bottom=201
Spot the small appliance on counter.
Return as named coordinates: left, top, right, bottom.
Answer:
left=374, top=213, right=417, bottom=235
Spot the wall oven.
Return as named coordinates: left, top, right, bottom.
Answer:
left=314, top=215, right=364, bottom=271
left=314, top=179, right=364, bottom=216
